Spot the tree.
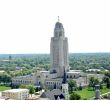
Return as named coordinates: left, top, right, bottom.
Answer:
left=68, top=80, right=76, bottom=93
left=70, top=92, right=81, bottom=100
left=103, top=76, right=110, bottom=88
left=89, top=77, right=99, bottom=90
left=102, top=72, right=110, bottom=88
left=78, top=84, right=82, bottom=90
left=19, top=84, right=27, bottom=89
left=27, top=85, right=35, bottom=97
left=35, top=87, right=42, bottom=92
left=0, top=72, right=11, bottom=85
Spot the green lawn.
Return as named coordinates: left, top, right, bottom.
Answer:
left=100, top=87, right=110, bottom=94
left=75, top=87, right=110, bottom=100
left=0, top=86, right=11, bottom=91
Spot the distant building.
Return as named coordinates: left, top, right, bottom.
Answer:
left=86, top=69, right=101, bottom=72
left=0, top=70, right=5, bottom=73
left=87, top=74, right=104, bottom=82
left=2, top=89, right=29, bottom=100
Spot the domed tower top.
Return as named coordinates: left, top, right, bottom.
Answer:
left=54, top=17, right=65, bottom=38
left=55, top=22, right=63, bottom=29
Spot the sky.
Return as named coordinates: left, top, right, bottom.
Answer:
left=0, top=0, right=110, bottom=54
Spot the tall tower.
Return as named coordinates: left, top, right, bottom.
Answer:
left=50, top=18, right=69, bottom=77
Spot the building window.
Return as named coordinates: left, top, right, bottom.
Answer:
left=37, top=76, right=40, bottom=78
left=67, top=75, right=68, bottom=78
left=70, top=75, right=72, bottom=78
left=39, top=82, right=41, bottom=85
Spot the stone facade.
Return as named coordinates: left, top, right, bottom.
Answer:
left=50, top=21, right=69, bottom=77
left=12, top=74, right=35, bottom=85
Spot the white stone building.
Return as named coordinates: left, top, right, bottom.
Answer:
left=12, top=20, right=87, bottom=89
left=50, top=21, right=69, bottom=77
left=2, top=89, right=29, bottom=100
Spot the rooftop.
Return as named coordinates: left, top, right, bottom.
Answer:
left=67, top=70, right=82, bottom=74
left=3, top=89, right=29, bottom=93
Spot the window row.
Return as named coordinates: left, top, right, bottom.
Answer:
left=46, top=81, right=61, bottom=85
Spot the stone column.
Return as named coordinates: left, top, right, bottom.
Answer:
left=94, top=85, right=100, bottom=100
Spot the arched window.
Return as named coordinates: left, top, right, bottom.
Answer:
left=53, top=69, right=57, bottom=73
left=39, top=81, right=41, bottom=85
left=70, top=75, right=72, bottom=78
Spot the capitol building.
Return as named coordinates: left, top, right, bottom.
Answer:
left=12, top=19, right=87, bottom=89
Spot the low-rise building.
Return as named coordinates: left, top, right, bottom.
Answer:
left=2, top=89, right=29, bottom=100
left=12, top=74, right=35, bottom=85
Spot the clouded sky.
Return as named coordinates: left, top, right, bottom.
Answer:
left=0, top=0, right=110, bottom=54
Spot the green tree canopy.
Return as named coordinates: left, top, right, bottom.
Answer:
left=70, top=92, right=81, bottom=100
left=27, top=85, right=35, bottom=97
left=89, top=77, right=99, bottom=90
left=68, top=80, right=77, bottom=93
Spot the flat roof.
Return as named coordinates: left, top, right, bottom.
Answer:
left=66, top=70, right=82, bottom=74
left=69, top=70, right=82, bottom=72
left=40, top=71, right=49, bottom=73
left=67, top=72, right=80, bottom=74
left=3, top=89, right=29, bottom=93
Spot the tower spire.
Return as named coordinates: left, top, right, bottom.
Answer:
left=58, top=16, right=60, bottom=22
left=62, top=68, right=67, bottom=84
left=62, top=67, right=69, bottom=100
